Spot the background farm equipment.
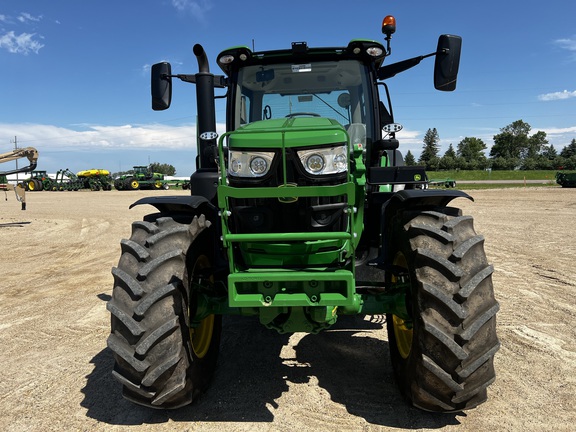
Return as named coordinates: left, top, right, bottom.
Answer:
left=0, top=175, right=27, bottom=209
left=428, top=177, right=457, bottom=188
left=0, top=146, right=39, bottom=209
left=556, top=171, right=576, bottom=188
left=52, top=169, right=83, bottom=191
left=77, top=169, right=113, bottom=191
left=24, top=171, right=54, bottom=191
left=170, top=179, right=191, bottom=190
left=114, top=165, right=168, bottom=190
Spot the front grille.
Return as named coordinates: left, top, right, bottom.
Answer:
left=228, top=150, right=348, bottom=234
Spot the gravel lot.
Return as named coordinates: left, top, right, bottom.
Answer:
left=0, top=187, right=574, bottom=431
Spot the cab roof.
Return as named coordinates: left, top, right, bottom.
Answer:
left=216, top=39, right=387, bottom=77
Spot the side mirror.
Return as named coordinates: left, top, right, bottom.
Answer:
left=151, top=62, right=172, bottom=110
left=434, top=35, right=462, bottom=91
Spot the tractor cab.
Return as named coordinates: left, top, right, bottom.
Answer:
left=216, top=40, right=394, bottom=187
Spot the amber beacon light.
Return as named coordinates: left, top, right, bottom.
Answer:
left=382, top=15, right=396, bottom=37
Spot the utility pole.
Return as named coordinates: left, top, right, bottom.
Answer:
left=10, top=136, right=19, bottom=181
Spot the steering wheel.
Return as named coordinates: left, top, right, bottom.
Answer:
left=285, top=112, right=321, bottom=118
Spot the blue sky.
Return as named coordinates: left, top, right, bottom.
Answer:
left=1, top=0, right=575, bottom=176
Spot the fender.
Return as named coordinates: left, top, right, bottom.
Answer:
left=379, top=189, right=473, bottom=267
left=129, top=194, right=217, bottom=215
left=130, top=194, right=228, bottom=273
left=383, top=189, right=472, bottom=216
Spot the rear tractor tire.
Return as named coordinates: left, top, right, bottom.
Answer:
left=124, top=177, right=140, bottom=190
left=114, top=179, right=124, bottom=190
left=27, top=179, right=40, bottom=191
left=107, top=213, right=221, bottom=409
left=387, top=207, right=500, bottom=412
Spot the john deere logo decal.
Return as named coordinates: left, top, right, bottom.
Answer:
left=414, top=174, right=422, bottom=181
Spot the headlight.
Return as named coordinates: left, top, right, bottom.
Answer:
left=297, top=145, right=347, bottom=175
left=228, top=150, right=275, bottom=177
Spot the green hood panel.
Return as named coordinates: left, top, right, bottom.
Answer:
left=228, top=117, right=347, bottom=149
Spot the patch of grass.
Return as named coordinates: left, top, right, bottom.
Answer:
left=454, top=183, right=558, bottom=190
left=427, top=170, right=558, bottom=181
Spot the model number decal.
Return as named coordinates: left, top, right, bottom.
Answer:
left=292, top=64, right=312, bottom=73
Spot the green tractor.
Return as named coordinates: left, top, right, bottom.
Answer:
left=114, top=165, right=166, bottom=190
left=107, top=15, right=499, bottom=412
left=24, top=170, right=54, bottom=191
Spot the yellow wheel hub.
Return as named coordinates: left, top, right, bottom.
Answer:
left=190, top=314, right=214, bottom=358
left=189, top=254, right=215, bottom=359
left=392, top=252, right=413, bottom=359
left=392, top=315, right=413, bottom=359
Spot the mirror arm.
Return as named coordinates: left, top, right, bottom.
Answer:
left=377, top=51, right=437, bottom=80
left=161, top=73, right=196, bottom=84
left=164, top=74, right=227, bottom=88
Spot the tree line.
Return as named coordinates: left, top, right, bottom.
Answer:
left=405, top=119, right=576, bottom=170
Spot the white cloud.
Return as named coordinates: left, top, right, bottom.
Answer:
left=539, top=126, right=576, bottom=136
left=554, top=36, right=576, bottom=52
left=0, top=122, right=226, bottom=151
left=554, top=36, right=576, bottom=61
left=18, top=13, right=42, bottom=23
left=1, top=122, right=228, bottom=176
left=0, top=31, right=44, bottom=54
left=396, top=128, right=421, bottom=144
left=537, top=90, right=576, bottom=101
left=171, top=0, right=213, bottom=19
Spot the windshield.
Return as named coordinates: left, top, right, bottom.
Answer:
left=232, top=60, right=375, bottom=142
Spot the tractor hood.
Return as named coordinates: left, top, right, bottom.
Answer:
left=227, top=117, right=348, bottom=149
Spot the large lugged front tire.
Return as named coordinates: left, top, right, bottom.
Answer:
left=107, top=213, right=221, bottom=409
left=387, top=207, right=500, bottom=412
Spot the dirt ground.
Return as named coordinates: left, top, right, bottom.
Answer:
left=0, top=186, right=574, bottom=431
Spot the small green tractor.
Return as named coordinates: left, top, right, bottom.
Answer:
left=24, top=170, right=54, bottom=191
left=114, top=165, right=167, bottom=190
left=107, top=15, right=499, bottom=412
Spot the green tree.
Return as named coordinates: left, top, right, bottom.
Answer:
left=489, top=120, right=549, bottom=169
left=560, top=139, right=576, bottom=158
left=524, top=130, right=548, bottom=160
left=404, top=150, right=416, bottom=166
left=444, top=143, right=457, bottom=158
left=491, top=156, right=518, bottom=170
left=458, top=137, right=487, bottom=165
left=419, top=128, right=440, bottom=169
left=489, top=120, right=531, bottom=160
left=542, top=144, right=557, bottom=160
left=149, top=162, right=176, bottom=176
left=565, top=155, right=576, bottom=170
left=439, top=143, right=457, bottom=170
